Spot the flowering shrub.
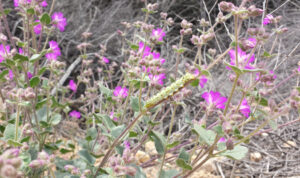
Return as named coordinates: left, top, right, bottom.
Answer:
left=0, top=0, right=299, bottom=177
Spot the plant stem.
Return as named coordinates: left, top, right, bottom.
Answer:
left=158, top=104, right=178, bottom=177
left=15, top=104, right=20, bottom=141
left=224, top=74, right=240, bottom=115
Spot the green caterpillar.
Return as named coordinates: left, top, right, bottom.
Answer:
left=144, top=73, right=196, bottom=109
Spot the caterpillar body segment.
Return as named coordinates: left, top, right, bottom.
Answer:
left=144, top=73, right=196, bottom=109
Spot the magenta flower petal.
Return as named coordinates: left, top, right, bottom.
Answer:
left=46, top=41, right=61, bottom=60
left=202, top=91, right=227, bottom=110
left=218, top=137, right=226, bottom=143
left=9, top=70, right=14, bottom=80
left=138, top=42, right=151, bottom=58
left=151, top=28, right=166, bottom=41
left=33, top=20, right=42, bottom=35
left=263, top=14, right=274, bottom=25
left=149, top=73, right=166, bottom=86
left=113, top=86, right=128, bottom=98
left=69, top=80, right=77, bottom=92
left=199, top=75, right=207, bottom=88
left=0, top=44, right=10, bottom=63
left=239, top=99, right=251, bottom=117
left=69, top=110, right=81, bottom=119
left=40, top=0, right=48, bottom=7
left=102, top=57, right=109, bottom=64
left=246, top=38, right=257, bottom=48
left=228, top=47, right=255, bottom=69
left=27, top=72, right=33, bottom=79
left=52, top=12, right=67, bottom=32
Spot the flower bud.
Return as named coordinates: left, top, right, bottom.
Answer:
left=247, top=5, right=263, bottom=17
left=0, top=165, right=17, bottom=178
left=0, top=33, right=7, bottom=42
left=167, top=17, right=174, bottom=26
left=200, top=18, right=209, bottom=27
left=226, top=138, right=234, bottom=150
left=160, top=12, right=167, bottom=19
left=126, top=166, right=137, bottom=176
left=219, top=1, right=236, bottom=12
left=81, top=32, right=92, bottom=39
left=222, top=121, right=232, bottom=133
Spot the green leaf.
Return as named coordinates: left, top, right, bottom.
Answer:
left=130, top=44, right=139, bottom=50
left=50, top=114, right=61, bottom=126
left=4, top=124, right=17, bottom=140
left=178, top=148, right=190, bottom=162
left=224, top=61, right=242, bottom=75
left=166, top=141, right=180, bottom=149
left=213, top=125, right=224, bottom=136
left=98, top=83, right=112, bottom=97
left=6, top=59, right=15, bottom=66
left=60, top=148, right=72, bottom=154
left=201, top=69, right=211, bottom=77
left=38, top=66, right=48, bottom=76
left=36, top=98, right=47, bottom=110
left=30, top=54, right=43, bottom=63
left=95, top=114, right=115, bottom=129
left=255, top=97, right=268, bottom=106
left=190, top=79, right=199, bottom=87
left=30, top=76, right=40, bottom=88
left=192, top=124, right=216, bottom=145
left=111, top=125, right=125, bottom=138
left=40, top=13, right=51, bottom=25
left=129, top=131, right=138, bottom=138
left=159, top=169, right=179, bottom=178
left=0, top=70, right=9, bottom=80
left=79, top=149, right=95, bottom=164
left=86, top=127, right=98, bottom=140
left=176, top=158, right=192, bottom=170
left=149, top=131, right=166, bottom=154
left=3, top=8, right=11, bottom=15
left=131, top=97, right=140, bottom=112
left=220, top=145, right=248, bottom=160
left=13, top=53, right=28, bottom=62
left=26, top=8, right=35, bottom=15
left=20, top=136, right=30, bottom=143
left=262, top=51, right=271, bottom=58
left=268, top=120, right=278, bottom=130
left=7, top=139, right=22, bottom=147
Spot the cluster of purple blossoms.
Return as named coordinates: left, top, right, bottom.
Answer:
left=45, top=41, right=61, bottom=60
left=33, top=20, right=42, bottom=35
left=149, top=73, right=166, bottom=86
left=102, top=57, right=110, bottom=64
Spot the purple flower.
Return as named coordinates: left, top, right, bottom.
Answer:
left=151, top=28, right=166, bottom=42
left=149, top=73, right=166, bottom=86
left=113, top=86, right=128, bottom=98
left=0, top=44, right=10, bottom=63
left=202, top=91, right=227, bottom=110
left=69, top=80, right=77, bottom=92
left=9, top=70, right=14, bottom=80
left=40, top=0, right=48, bottom=7
left=14, top=0, right=31, bottom=7
left=228, top=47, right=255, bottom=69
left=45, top=41, right=61, bottom=60
left=298, top=66, right=300, bottom=72
left=51, top=12, right=67, bottom=32
left=239, top=99, right=251, bottom=118
left=33, top=20, right=42, bottom=35
left=263, top=14, right=274, bottom=25
left=138, top=42, right=151, bottom=58
left=69, top=110, right=81, bottom=119
left=27, top=72, right=33, bottom=79
left=102, top=57, right=109, bottom=64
